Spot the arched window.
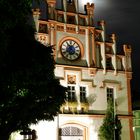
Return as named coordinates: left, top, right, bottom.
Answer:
left=60, top=126, right=83, bottom=136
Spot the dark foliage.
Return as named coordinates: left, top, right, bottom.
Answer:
left=0, top=0, right=66, bottom=139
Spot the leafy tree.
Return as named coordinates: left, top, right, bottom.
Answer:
left=98, top=98, right=122, bottom=140
left=0, top=0, right=66, bottom=140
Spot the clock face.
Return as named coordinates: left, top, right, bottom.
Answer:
left=61, top=40, right=81, bottom=60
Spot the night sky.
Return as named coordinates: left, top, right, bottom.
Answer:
left=35, top=0, right=140, bottom=94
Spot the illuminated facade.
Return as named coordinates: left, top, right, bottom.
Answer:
left=11, top=0, right=133, bottom=140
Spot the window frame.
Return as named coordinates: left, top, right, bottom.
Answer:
left=80, top=86, right=87, bottom=103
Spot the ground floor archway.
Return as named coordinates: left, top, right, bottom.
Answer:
left=59, top=123, right=87, bottom=140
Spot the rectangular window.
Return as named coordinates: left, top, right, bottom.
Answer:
left=80, top=87, right=87, bottom=103
left=67, top=86, right=76, bottom=102
left=107, top=87, right=114, bottom=102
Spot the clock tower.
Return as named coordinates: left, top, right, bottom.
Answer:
left=34, top=0, right=95, bottom=67
left=12, top=0, right=133, bottom=140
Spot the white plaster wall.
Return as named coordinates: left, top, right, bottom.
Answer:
left=91, top=70, right=128, bottom=113
left=55, top=64, right=129, bottom=114
left=55, top=66, right=64, bottom=78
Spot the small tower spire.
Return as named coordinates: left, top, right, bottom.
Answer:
left=85, top=3, right=94, bottom=26
left=32, top=8, right=41, bottom=32
left=46, top=0, right=56, bottom=20
left=123, top=44, right=132, bottom=72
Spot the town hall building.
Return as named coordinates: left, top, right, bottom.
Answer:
left=11, top=0, right=133, bottom=139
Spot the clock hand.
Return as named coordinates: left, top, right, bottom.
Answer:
left=72, top=42, right=76, bottom=46
left=66, top=41, right=70, bottom=46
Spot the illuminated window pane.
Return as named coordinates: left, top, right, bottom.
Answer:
left=67, top=86, right=76, bottom=102
left=107, top=87, right=114, bottom=102
left=80, top=87, right=87, bottom=103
